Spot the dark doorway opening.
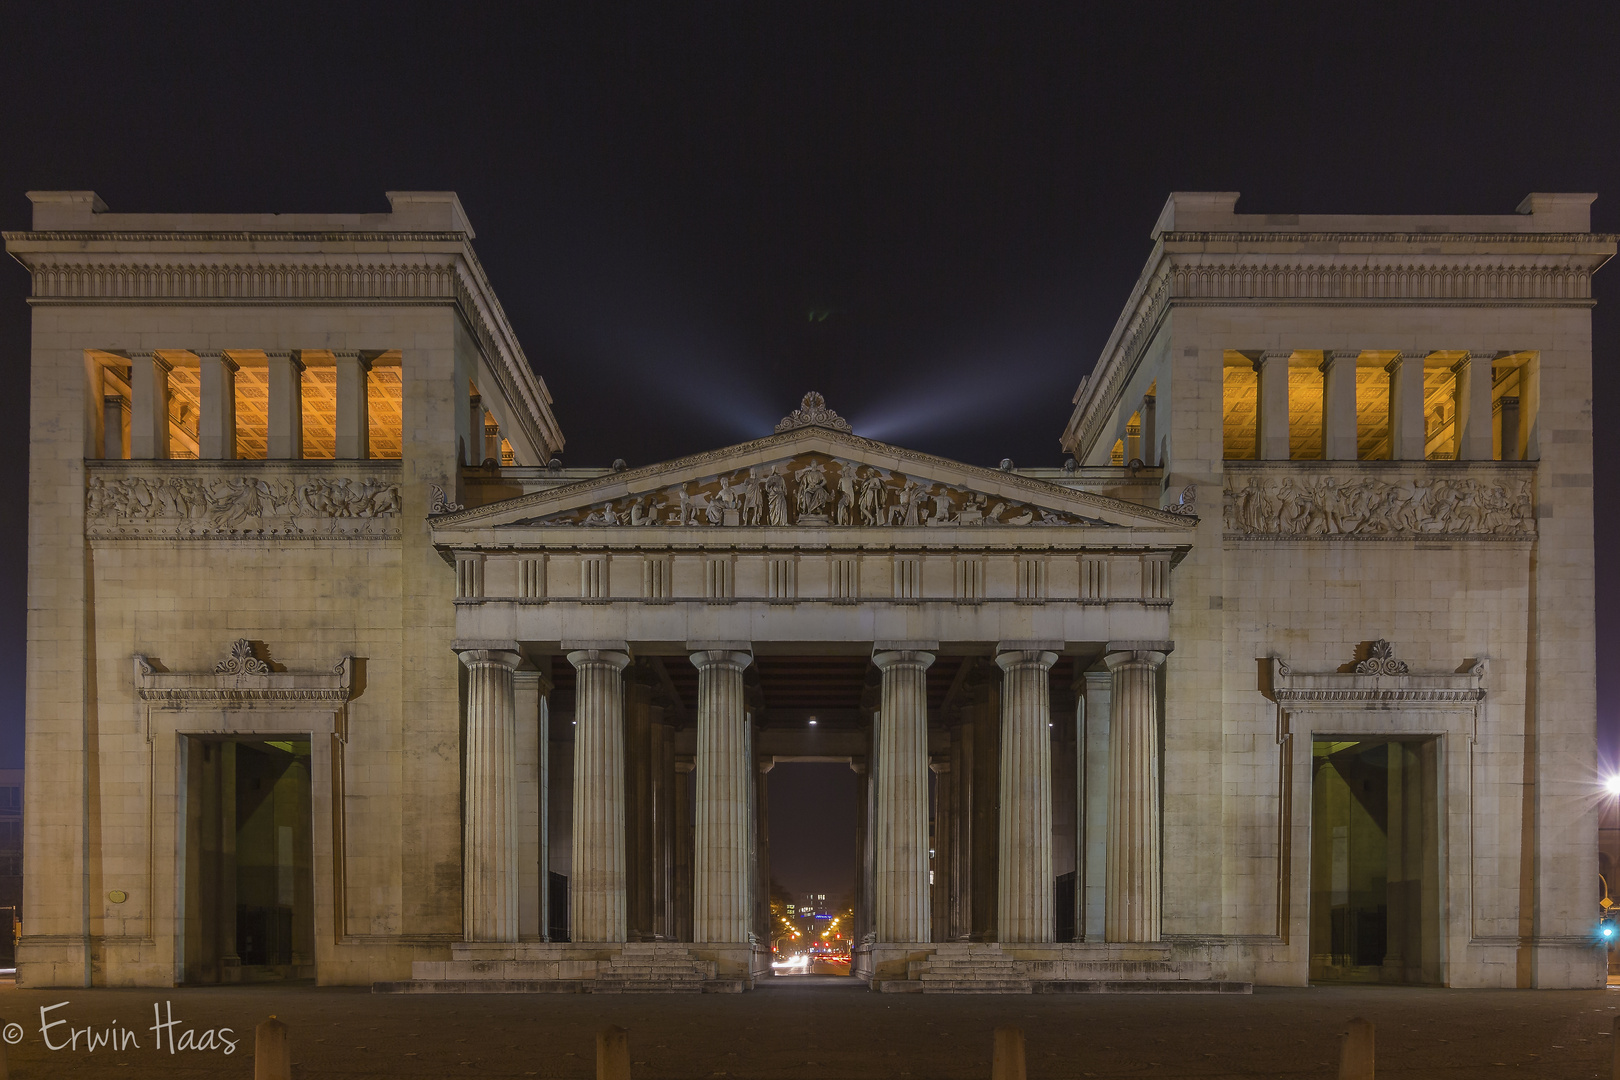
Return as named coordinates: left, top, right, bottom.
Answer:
left=1309, top=737, right=1440, bottom=984
left=768, top=762, right=857, bottom=976
left=182, top=737, right=315, bottom=984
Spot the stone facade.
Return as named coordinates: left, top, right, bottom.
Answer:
left=6, top=189, right=1611, bottom=991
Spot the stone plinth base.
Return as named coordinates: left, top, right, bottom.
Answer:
left=863, top=941, right=1253, bottom=994
left=372, top=941, right=762, bottom=994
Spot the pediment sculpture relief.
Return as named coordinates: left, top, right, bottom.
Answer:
left=1223, top=473, right=1533, bottom=538
left=514, top=453, right=1112, bottom=528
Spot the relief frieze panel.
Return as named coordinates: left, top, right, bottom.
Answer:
left=511, top=453, right=1115, bottom=529
left=1223, top=470, right=1533, bottom=539
left=86, top=465, right=402, bottom=539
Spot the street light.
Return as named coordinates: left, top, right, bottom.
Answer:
left=1606, top=775, right=1620, bottom=797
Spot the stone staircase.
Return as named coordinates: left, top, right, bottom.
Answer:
left=872, top=943, right=1253, bottom=995
left=591, top=943, right=722, bottom=993
left=892, top=943, right=1033, bottom=994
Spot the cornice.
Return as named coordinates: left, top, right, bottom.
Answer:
left=1163, top=259, right=1595, bottom=302
left=1158, top=230, right=1618, bottom=247
left=4, top=229, right=470, bottom=244
left=1061, top=265, right=1173, bottom=454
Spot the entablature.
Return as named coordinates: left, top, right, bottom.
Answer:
left=443, top=545, right=1181, bottom=607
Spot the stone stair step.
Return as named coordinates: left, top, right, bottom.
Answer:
left=875, top=979, right=924, bottom=993
left=371, top=979, right=589, bottom=994
left=1035, top=980, right=1252, bottom=994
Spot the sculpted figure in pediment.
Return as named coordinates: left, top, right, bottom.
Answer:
left=629, top=494, right=663, bottom=526
left=763, top=467, right=790, bottom=526
left=833, top=465, right=856, bottom=526
left=741, top=469, right=763, bottom=526
left=677, top=488, right=699, bottom=526
left=795, top=461, right=831, bottom=519
left=708, top=476, right=741, bottom=525
left=890, top=480, right=924, bottom=526
left=857, top=467, right=887, bottom=525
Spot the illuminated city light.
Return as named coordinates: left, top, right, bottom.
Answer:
left=1606, top=775, right=1620, bottom=797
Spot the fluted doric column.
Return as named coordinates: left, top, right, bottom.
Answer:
left=996, top=648, right=1058, bottom=942
left=690, top=649, right=754, bottom=943
left=1104, top=646, right=1167, bottom=942
left=569, top=648, right=631, bottom=942
left=460, top=647, right=523, bottom=941
left=872, top=648, right=934, bottom=942
left=513, top=667, right=551, bottom=941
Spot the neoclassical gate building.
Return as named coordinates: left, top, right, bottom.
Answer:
left=8, top=189, right=1611, bottom=991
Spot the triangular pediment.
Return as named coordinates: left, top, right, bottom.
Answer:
left=432, top=426, right=1193, bottom=534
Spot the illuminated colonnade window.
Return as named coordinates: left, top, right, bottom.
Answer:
left=1221, top=349, right=1536, bottom=462
left=90, top=348, right=404, bottom=460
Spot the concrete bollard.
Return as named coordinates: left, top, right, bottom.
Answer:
left=255, top=1015, right=291, bottom=1080
left=598, top=1024, right=631, bottom=1080
left=1613, top=1016, right=1620, bottom=1080
left=992, top=1025, right=1027, bottom=1080
left=1338, top=1017, right=1374, bottom=1080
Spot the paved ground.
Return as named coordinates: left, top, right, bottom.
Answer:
left=0, top=977, right=1614, bottom=1078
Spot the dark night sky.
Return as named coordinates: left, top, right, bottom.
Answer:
left=2, top=2, right=1619, bottom=893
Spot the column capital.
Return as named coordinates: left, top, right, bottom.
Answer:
left=1253, top=349, right=1292, bottom=369
left=129, top=350, right=172, bottom=372
left=332, top=348, right=371, bottom=369
left=1454, top=349, right=1507, bottom=372
left=1079, top=666, right=1114, bottom=689
left=1318, top=348, right=1361, bottom=371
left=512, top=668, right=554, bottom=695
left=994, top=649, right=1059, bottom=673
left=567, top=649, right=630, bottom=672
left=457, top=647, right=522, bottom=671
left=689, top=649, right=753, bottom=671
left=265, top=349, right=305, bottom=371
left=872, top=649, right=935, bottom=671
left=194, top=349, right=238, bottom=370
left=928, top=759, right=951, bottom=775
left=1104, top=640, right=1172, bottom=670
